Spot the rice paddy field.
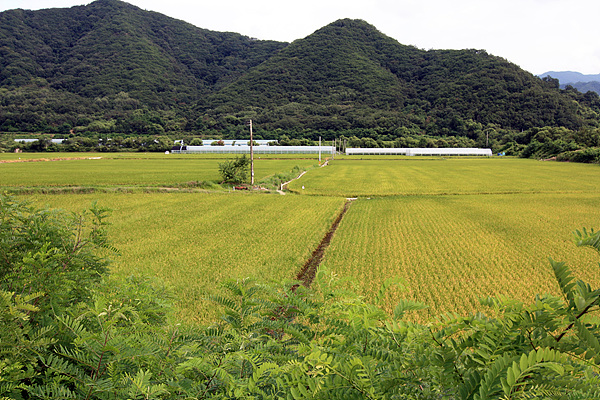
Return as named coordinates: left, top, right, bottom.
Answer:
left=288, top=158, right=600, bottom=196
left=0, top=152, right=324, bottom=161
left=24, top=192, right=345, bottom=323
left=321, top=193, right=600, bottom=320
left=5, top=153, right=600, bottom=324
left=0, top=156, right=317, bottom=187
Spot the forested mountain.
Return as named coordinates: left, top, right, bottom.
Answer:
left=204, top=19, right=600, bottom=137
left=1, top=0, right=600, bottom=147
left=0, top=0, right=286, bottom=134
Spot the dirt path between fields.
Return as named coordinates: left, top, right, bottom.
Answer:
left=278, top=158, right=329, bottom=194
left=294, top=198, right=355, bottom=288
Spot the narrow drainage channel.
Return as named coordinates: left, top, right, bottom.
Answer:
left=294, top=198, right=355, bottom=288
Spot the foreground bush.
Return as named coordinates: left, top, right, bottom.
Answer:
left=0, top=194, right=599, bottom=399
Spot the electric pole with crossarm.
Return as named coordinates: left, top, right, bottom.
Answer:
left=249, top=119, right=254, bottom=185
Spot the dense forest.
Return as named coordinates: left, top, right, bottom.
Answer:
left=1, top=0, right=600, bottom=159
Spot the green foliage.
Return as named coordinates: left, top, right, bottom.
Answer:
left=557, top=147, right=600, bottom=163
left=0, top=291, right=53, bottom=400
left=0, top=195, right=113, bottom=320
left=218, top=155, right=251, bottom=184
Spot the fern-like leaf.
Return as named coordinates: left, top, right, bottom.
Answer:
left=574, top=228, right=600, bottom=254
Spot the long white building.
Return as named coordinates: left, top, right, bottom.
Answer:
left=172, top=145, right=334, bottom=154
left=345, top=147, right=492, bottom=156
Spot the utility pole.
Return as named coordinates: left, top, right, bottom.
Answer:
left=319, top=136, right=322, bottom=163
left=332, top=139, right=336, bottom=160
left=249, top=119, right=254, bottom=185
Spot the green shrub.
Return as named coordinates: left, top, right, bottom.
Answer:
left=218, top=155, right=251, bottom=184
left=0, top=195, right=113, bottom=321
left=556, top=147, right=600, bottom=163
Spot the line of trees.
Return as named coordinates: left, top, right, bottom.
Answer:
left=3, top=125, right=600, bottom=163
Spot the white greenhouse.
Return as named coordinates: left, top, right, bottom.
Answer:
left=194, top=140, right=274, bottom=146
left=346, top=147, right=492, bottom=156
left=172, top=145, right=334, bottom=154
left=15, top=138, right=66, bottom=144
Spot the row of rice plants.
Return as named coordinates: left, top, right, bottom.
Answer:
left=320, top=192, right=600, bottom=320
left=1, top=158, right=318, bottom=187
left=289, top=158, right=600, bottom=197
left=25, top=192, right=345, bottom=323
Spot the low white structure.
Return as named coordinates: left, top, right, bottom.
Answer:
left=346, top=147, right=492, bottom=156
left=14, top=138, right=65, bottom=144
left=172, top=145, right=333, bottom=154
left=199, top=140, right=274, bottom=146
left=346, top=148, right=410, bottom=155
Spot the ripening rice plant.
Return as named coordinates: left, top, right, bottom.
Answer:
left=320, top=192, right=600, bottom=320
left=25, top=192, right=345, bottom=323
left=0, top=158, right=318, bottom=187
left=289, top=158, right=600, bottom=197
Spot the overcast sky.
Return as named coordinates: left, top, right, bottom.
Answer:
left=1, top=0, right=599, bottom=75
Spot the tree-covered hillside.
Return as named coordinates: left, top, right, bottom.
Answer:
left=204, top=18, right=600, bottom=138
left=0, top=0, right=285, bottom=133
left=1, top=1, right=599, bottom=147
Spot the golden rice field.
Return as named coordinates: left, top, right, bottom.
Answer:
left=320, top=193, right=600, bottom=320
left=289, top=158, right=600, bottom=196
left=7, top=154, right=600, bottom=324
left=25, top=192, right=345, bottom=323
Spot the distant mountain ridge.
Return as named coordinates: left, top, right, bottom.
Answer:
left=538, top=71, right=600, bottom=95
left=564, top=81, right=600, bottom=95
left=1, top=0, right=599, bottom=139
left=539, top=71, right=600, bottom=83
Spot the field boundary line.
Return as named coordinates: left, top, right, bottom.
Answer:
left=294, top=198, right=354, bottom=288
left=279, top=171, right=308, bottom=193
left=279, top=159, right=330, bottom=194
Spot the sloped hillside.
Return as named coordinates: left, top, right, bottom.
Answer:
left=0, top=1, right=599, bottom=140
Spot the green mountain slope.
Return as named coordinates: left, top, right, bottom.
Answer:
left=0, top=1, right=599, bottom=141
left=0, top=0, right=285, bottom=132
left=0, top=0, right=285, bottom=102
left=204, top=19, right=598, bottom=135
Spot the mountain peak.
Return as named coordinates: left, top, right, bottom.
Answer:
left=1, top=1, right=599, bottom=136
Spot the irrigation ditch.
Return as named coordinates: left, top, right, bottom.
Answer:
left=294, top=197, right=355, bottom=288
